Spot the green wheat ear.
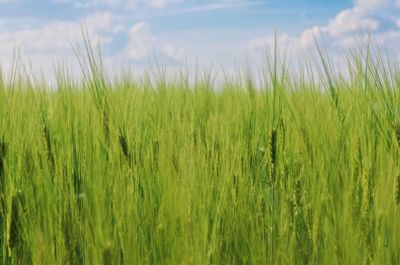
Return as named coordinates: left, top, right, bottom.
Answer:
left=270, top=129, right=277, bottom=167
left=118, top=130, right=130, bottom=162
left=0, top=139, right=6, bottom=174
left=295, top=177, right=302, bottom=207
left=0, top=140, right=6, bottom=158
left=393, top=122, right=400, bottom=147
left=102, top=243, right=113, bottom=265
left=0, top=140, right=7, bottom=193
left=396, top=175, right=400, bottom=206
left=9, top=190, right=25, bottom=249
left=269, top=128, right=278, bottom=183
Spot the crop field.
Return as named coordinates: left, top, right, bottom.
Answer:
left=0, top=43, right=400, bottom=265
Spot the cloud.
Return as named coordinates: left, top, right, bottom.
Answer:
left=175, top=1, right=263, bottom=14
left=148, top=0, right=184, bottom=9
left=112, top=24, right=126, bottom=33
left=56, top=0, right=185, bottom=9
left=327, top=7, right=379, bottom=37
left=247, top=28, right=330, bottom=67
left=125, top=21, right=156, bottom=60
left=248, top=26, right=330, bottom=55
left=0, top=12, right=114, bottom=53
left=247, top=0, right=400, bottom=54
left=375, top=29, right=400, bottom=45
left=248, top=34, right=296, bottom=51
left=299, top=26, right=326, bottom=48
left=57, top=0, right=263, bottom=13
left=1, top=0, right=398, bottom=82
left=161, top=44, right=185, bottom=61
left=246, top=0, right=400, bottom=71
left=0, top=11, right=118, bottom=81
left=356, top=0, right=389, bottom=10
left=123, top=21, right=185, bottom=62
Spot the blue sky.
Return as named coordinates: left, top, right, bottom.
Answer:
left=0, top=0, right=399, bottom=77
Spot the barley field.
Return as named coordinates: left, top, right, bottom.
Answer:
left=1, top=42, right=400, bottom=265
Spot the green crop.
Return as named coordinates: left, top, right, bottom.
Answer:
left=0, top=38, right=399, bottom=264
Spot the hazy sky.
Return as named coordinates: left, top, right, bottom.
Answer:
left=0, top=0, right=399, bottom=77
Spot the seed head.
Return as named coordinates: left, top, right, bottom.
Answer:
left=119, top=133, right=129, bottom=161
left=295, top=178, right=302, bottom=207
left=103, top=243, right=113, bottom=265
left=270, top=128, right=278, bottom=173
left=395, top=175, right=400, bottom=206
left=394, top=123, right=400, bottom=147
left=0, top=140, right=7, bottom=189
left=9, top=190, right=25, bottom=249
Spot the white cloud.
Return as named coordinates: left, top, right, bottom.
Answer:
left=0, top=12, right=117, bottom=82
left=59, top=0, right=263, bottom=13
left=248, top=34, right=296, bottom=51
left=149, top=0, right=183, bottom=9
left=299, top=26, right=326, bottom=48
left=356, top=0, right=389, bottom=10
left=161, top=44, right=185, bottom=61
left=248, top=26, right=329, bottom=55
left=0, top=0, right=398, bottom=83
left=112, top=24, right=126, bottom=33
left=246, top=27, right=328, bottom=65
left=246, top=0, right=400, bottom=70
left=57, top=0, right=184, bottom=9
left=375, top=29, right=400, bottom=45
left=125, top=21, right=156, bottom=60
left=176, top=1, right=263, bottom=14
left=123, top=21, right=185, bottom=62
left=327, top=7, right=379, bottom=37
left=0, top=12, right=114, bottom=53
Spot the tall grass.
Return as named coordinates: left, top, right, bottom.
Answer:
left=0, top=38, right=400, bottom=264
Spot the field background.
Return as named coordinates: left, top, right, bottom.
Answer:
left=1, top=44, right=400, bottom=264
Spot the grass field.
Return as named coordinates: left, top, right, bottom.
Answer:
left=1, top=41, right=400, bottom=264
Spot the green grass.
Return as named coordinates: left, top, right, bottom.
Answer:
left=1, top=40, right=400, bottom=264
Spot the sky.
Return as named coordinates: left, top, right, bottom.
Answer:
left=0, top=0, right=399, bottom=79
